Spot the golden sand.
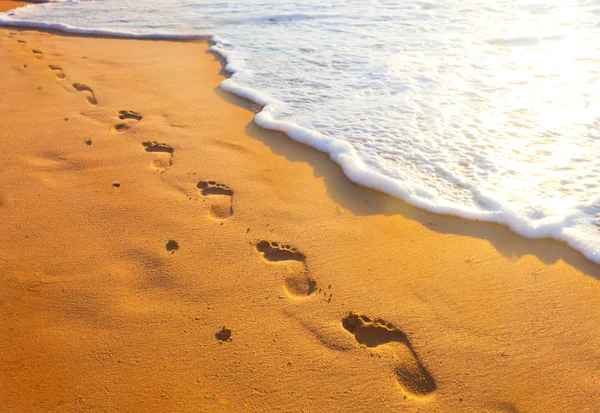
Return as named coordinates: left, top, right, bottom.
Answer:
left=0, top=27, right=599, bottom=412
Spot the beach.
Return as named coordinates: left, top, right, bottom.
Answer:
left=1, top=11, right=600, bottom=413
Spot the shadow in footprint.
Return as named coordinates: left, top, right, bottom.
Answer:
left=142, top=141, right=173, bottom=154
left=197, top=180, right=234, bottom=219
left=32, top=49, right=43, bottom=59
left=197, top=181, right=233, bottom=197
left=114, top=123, right=130, bottom=132
left=256, top=240, right=305, bottom=263
left=142, top=141, right=174, bottom=169
left=342, top=311, right=436, bottom=399
left=119, top=110, right=142, bottom=121
left=48, top=64, right=65, bottom=79
left=72, top=83, right=97, bottom=105
left=114, top=110, right=142, bottom=131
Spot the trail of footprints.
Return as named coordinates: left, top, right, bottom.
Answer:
left=14, top=39, right=99, bottom=106
left=13, top=36, right=437, bottom=400
left=253, top=239, right=436, bottom=398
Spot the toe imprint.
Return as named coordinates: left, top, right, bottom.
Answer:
left=142, top=141, right=173, bottom=154
left=255, top=241, right=305, bottom=263
left=196, top=181, right=233, bottom=197
left=119, top=110, right=142, bottom=121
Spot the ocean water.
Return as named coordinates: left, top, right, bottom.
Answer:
left=2, top=0, right=600, bottom=263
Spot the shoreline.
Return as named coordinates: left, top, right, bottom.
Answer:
left=1, top=26, right=599, bottom=412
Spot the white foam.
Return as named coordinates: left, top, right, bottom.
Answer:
left=0, top=19, right=205, bottom=40
left=2, top=0, right=599, bottom=264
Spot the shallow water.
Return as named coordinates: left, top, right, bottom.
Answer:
left=2, top=0, right=600, bottom=262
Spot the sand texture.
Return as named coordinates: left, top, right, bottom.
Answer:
left=0, top=28, right=600, bottom=412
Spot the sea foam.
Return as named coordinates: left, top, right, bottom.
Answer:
left=2, top=0, right=599, bottom=264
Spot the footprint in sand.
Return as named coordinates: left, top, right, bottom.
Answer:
left=48, top=65, right=65, bottom=79
left=114, top=110, right=142, bottom=131
left=16, top=39, right=25, bottom=47
left=72, top=83, right=97, bottom=105
left=342, top=311, right=436, bottom=399
left=196, top=180, right=234, bottom=219
left=255, top=240, right=316, bottom=298
left=119, top=110, right=142, bottom=121
left=32, top=49, right=43, bottom=59
left=142, top=141, right=174, bottom=170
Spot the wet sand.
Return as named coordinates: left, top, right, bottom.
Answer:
left=0, top=1, right=34, bottom=13
left=0, top=25, right=599, bottom=412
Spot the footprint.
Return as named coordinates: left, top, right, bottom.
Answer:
left=72, top=83, right=97, bottom=105
left=255, top=241, right=305, bottom=263
left=114, top=110, right=142, bottom=131
left=32, top=49, right=43, bottom=59
left=196, top=181, right=233, bottom=219
left=48, top=65, right=65, bottom=79
left=119, top=110, right=142, bottom=121
left=256, top=241, right=314, bottom=297
left=17, top=39, right=25, bottom=47
left=142, top=141, right=173, bottom=169
left=342, top=311, right=436, bottom=399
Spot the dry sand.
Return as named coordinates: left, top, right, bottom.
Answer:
left=0, top=23, right=599, bottom=413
